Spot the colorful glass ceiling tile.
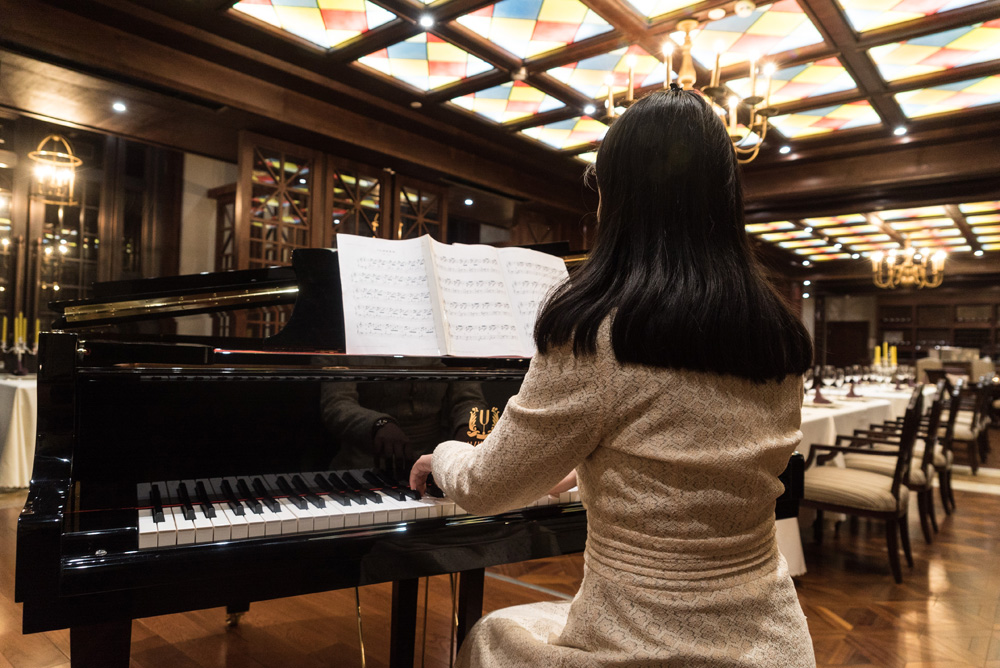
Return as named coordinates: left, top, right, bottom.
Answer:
left=836, top=0, right=987, bottom=33
left=676, top=0, right=824, bottom=70
left=852, top=241, right=901, bottom=251
left=824, top=224, right=881, bottom=236
left=520, top=115, right=608, bottom=149
left=450, top=81, right=564, bottom=123
left=911, top=237, right=966, bottom=247
left=907, top=227, right=962, bottom=239
left=576, top=151, right=598, bottom=163
left=807, top=252, right=853, bottom=261
left=727, top=58, right=857, bottom=106
left=769, top=100, right=881, bottom=138
left=967, top=213, right=1000, bottom=224
left=623, top=0, right=703, bottom=21
left=984, top=243, right=1000, bottom=250
left=746, top=221, right=796, bottom=233
left=837, top=234, right=892, bottom=244
left=357, top=33, right=493, bottom=91
left=547, top=46, right=667, bottom=99
left=761, top=230, right=813, bottom=241
left=803, top=214, right=867, bottom=227
left=869, top=21, right=1000, bottom=83
left=972, top=224, right=1000, bottom=234
left=977, top=234, right=1000, bottom=242
left=959, top=201, right=1000, bottom=214
left=878, top=205, right=948, bottom=219
left=455, top=0, right=613, bottom=60
left=232, top=0, right=396, bottom=49
left=895, top=74, right=1000, bottom=119
left=780, top=239, right=827, bottom=248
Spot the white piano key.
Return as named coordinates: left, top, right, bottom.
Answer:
left=259, top=504, right=285, bottom=536
left=171, top=507, right=196, bottom=545
left=374, top=492, right=403, bottom=523
left=223, top=506, right=249, bottom=540
left=138, top=509, right=158, bottom=550
left=210, top=503, right=232, bottom=542
left=304, top=500, right=330, bottom=531
left=321, top=498, right=346, bottom=530
left=191, top=507, right=215, bottom=544
left=155, top=508, right=177, bottom=547
left=278, top=498, right=310, bottom=533
left=243, top=507, right=266, bottom=538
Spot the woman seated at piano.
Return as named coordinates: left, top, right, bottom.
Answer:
left=410, top=86, right=816, bottom=667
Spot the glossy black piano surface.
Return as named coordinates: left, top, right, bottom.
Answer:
left=18, top=250, right=803, bottom=668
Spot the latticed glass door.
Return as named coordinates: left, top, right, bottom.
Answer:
left=393, top=176, right=447, bottom=241
left=328, top=158, right=385, bottom=243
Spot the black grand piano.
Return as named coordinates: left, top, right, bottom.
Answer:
left=16, top=248, right=804, bottom=668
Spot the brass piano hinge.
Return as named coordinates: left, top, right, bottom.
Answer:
left=355, top=586, right=367, bottom=668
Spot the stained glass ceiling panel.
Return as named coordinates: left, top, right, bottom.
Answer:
left=769, top=100, right=881, bottom=138
left=761, top=230, right=813, bottom=240
left=357, top=33, right=494, bottom=91
left=450, top=81, right=564, bottom=123
left=546, top=45, right=666, bottom=99
left=835, top=0, right=988, bottom=33
left=869, top=21, right=1000, bottom=83
left=746, top=221, right=796, bottom=232
left=726, top=58, right=857, bottom=106
left=232, top=0, right=396, bottom=49
left=895, top=74, right=1000, bottom=119
left=623, top=0, right=703, bottom=21
left=877, top=205, right=948, bottom=219
left=967, top=213, right=1000, bottom=224
left=576, top=151, right=598, bottom=163
left=677, top=0, right=824, bottom=70
left=823, top=224, right=881, bottom=235
left=960, top=201, right=1000, bottom=214
left=803, top=214, right=867, bottom=227
left=779, top=238, right=827, bottom=248
left=455, top=0, right=613, bottom=60
left=519, top=115, right=608, bottom=149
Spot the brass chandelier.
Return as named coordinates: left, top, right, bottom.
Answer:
left=28, top=134, right=82, bottom=206
left=870, top=237, right=946, bottom=289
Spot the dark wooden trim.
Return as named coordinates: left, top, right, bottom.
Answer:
left=943, top=204, right=983, bottom=253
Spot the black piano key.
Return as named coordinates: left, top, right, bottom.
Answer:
left=234, top=477, right=263, bottom=514
left=215, top=478, right=246, bottom=516
left=326, top=472, right=366, bottom=505
left=193, top=480, right=217, bottom=518
left=363, top=470, right=406, bottom=501
left=149, top=483, right=166, bottom=523
left=252, top=477, right=281, bottom=513
left=372, top=469, right=420, bottom=500
left=290, top=475, right=325, bottom=509
left=342, top=471, right=381, bottom=503
left=309, top=472, right=350, bottom=506
left=272, top=475, right=308, bottom=510
left=173, top=481, right=197, bottom=521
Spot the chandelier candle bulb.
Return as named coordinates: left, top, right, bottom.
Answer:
left=1, top=316, right=6, bottom=348
left=627, top=55, right=635, bottom=102
left=663, top=45, right=673, bottom=88
left=883, top=341, right=888, bottom=362
left=728, top=97, right=738, bottom=133
left=874, top=346, right=881, bottom=364
left=891, top=346, right=897, bottom=367
left=749, top=56, right=758, bottom=101
left=711, top=46, right=722, bottom=88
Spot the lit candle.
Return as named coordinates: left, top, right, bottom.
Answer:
left=34, top=318, right=39, bottom=349
left=1, top=315, right=6, bottom=348
left=728, top=97, right=738, bottom=134
left=874, top=346, right=881, bottom=365
left=606, top=77, right=615, bottom=118
left=763, top=63, right=776, bottom=107
left=711, top=43, right=722, bottom=88
left=883, top=341, right=888, bottom=363
left=627, top=55, right=636, bottom=102
left=663, top=44, right=673, bottom=88
left=891, top=346, right=897, bottom=366
left=748, top=54, right=758, bottom=101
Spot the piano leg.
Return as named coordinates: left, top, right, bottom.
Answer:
left=226, top=601, right=250, bottom=627
left=456, top=568, right=485, bottom=650
left=389, top=578, right=419, bottom=668
left=70, top=619, right=131, bottom=668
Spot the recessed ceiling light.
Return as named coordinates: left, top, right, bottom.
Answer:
left=419, top=15, right=434, bottom=28
left=779, top=145, right=791, bottom=154
left=583, top=104, right=596, bottom=115
left=464, top=198, right=474, bottom=206
left=298, top=178, right=306, bottom=184
left=802, top=260, right=811, bottom=266
left=974, top=249, right=984, bottom=256
left=851, top=253, right=860, bottom=259
left=804, top=226, right=813, bottom=233
left=803, top=280, right=811, bottom=286
left=707, top=7, right=727, bottom=19
left=112, top=101, right=127, bottom=113
left=802, top=292, right=811, bottom=299
left=834, top=243, right=842, bottom=249
left=333, top=219, right=341, bottom=225
left=410, top=101, right=422, bottom=109
left=893, top=126, right=906, bottom=136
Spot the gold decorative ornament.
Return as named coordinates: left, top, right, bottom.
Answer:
left=466, top=406, right=501, bottom=442
left=28, top=134, right=83, bottom=205
left=870, top=237, right=946, bottom=289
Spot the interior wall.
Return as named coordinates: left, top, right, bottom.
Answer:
left=824, top=294, right=877, bottom=349
left=177, top=153, right=237, bottom=336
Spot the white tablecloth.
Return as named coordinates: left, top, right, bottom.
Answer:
left=0, top=376, right=38, bottom=490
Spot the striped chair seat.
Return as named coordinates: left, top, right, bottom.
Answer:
left=913, top=443, right=952, bottom=469
left=843, top=452, right=933, bottom=487
left=804, top=467, right=909, bottom=513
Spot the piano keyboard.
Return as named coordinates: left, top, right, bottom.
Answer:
left=136, top=471, right=581, bottom=550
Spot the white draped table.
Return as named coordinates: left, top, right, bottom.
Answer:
left=0, top=376, right=38, bottom=490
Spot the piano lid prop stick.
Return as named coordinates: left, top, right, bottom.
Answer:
left=355, top=587, right=367, bottom=668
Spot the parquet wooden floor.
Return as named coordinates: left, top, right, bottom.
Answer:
left=2, top=432, right=998, bottom=668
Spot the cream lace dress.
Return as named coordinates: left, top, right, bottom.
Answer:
left=431, top=328, right=816, bottom=668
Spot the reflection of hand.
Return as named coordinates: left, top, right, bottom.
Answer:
left=409, top=454, right=434, bottom=494
left=374, top=422, right=413, bottom=463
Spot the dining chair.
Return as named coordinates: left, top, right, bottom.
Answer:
left=842, top=380, right=947, bottom=544
left=801, top=387, right=923, bottom=584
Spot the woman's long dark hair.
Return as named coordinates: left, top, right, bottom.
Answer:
left=534, top=88, right=812, bottom=383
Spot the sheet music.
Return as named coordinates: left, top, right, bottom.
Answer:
left=428, top=238, right=527, bottom=357
left=337, top=234, right=443, bottom=355
left=497, top=247, right=569, bottom=354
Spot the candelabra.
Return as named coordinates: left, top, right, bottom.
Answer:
left=2, top=314, right=37, bottom=375
left=871, top=237, right=946, bottom=289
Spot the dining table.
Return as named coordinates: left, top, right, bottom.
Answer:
left=0, top=375, right=38, bottom=490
